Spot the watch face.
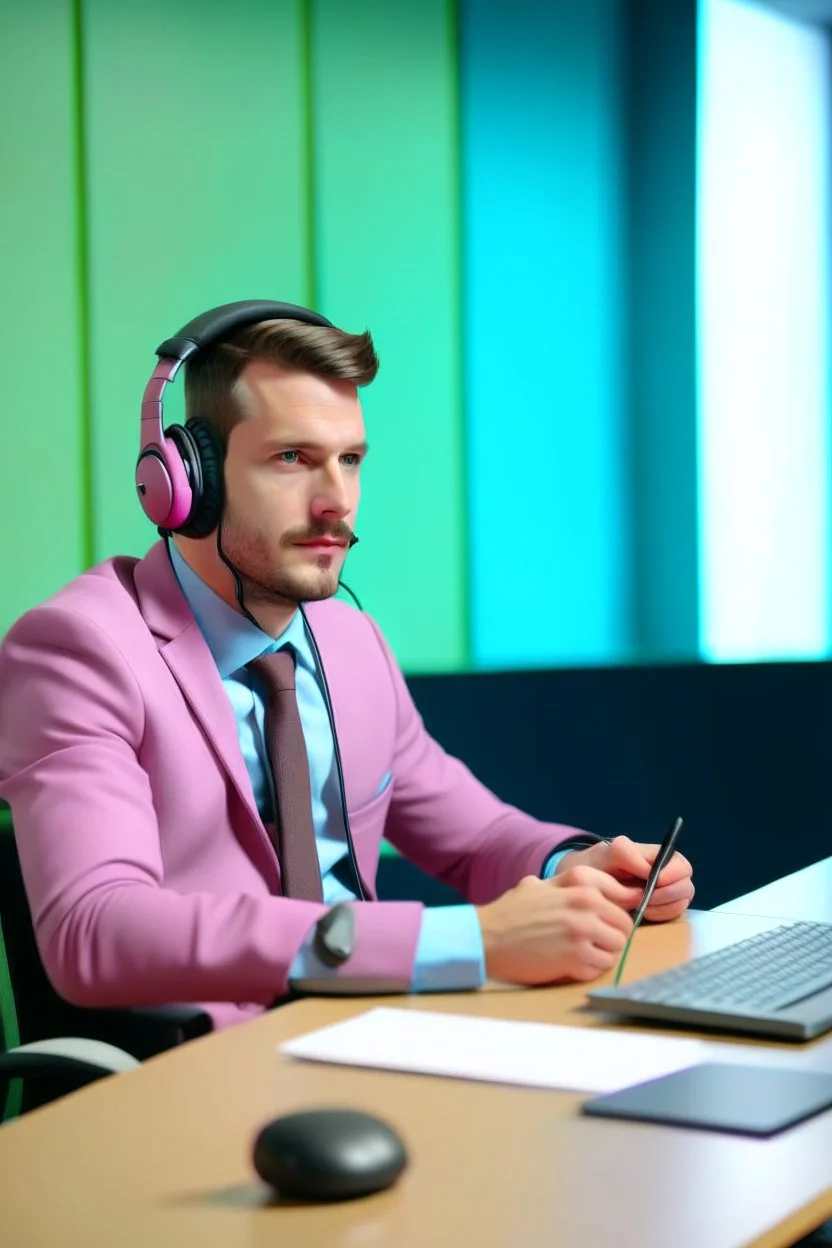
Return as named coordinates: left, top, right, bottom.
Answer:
left=316, top=904, right=356, bottom=966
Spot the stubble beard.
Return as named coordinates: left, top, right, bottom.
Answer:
left=220, top=512, right=342, bottom=609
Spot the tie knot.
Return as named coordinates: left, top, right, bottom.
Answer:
left=248, top=647, right=296, bottom=692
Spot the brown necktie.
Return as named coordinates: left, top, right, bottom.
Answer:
left=248, top=648, right=324, bottom=902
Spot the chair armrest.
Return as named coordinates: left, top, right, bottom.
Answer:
left=1, top=1037, right=139, bottom=1117
left=0, top=1037, right=139, bottom=1080
left=73, top=1003, right=214, bottom=1060
left=121, top=1004, right=213, bottom=1043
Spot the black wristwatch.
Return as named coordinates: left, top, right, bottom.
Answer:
left=313, top=903, right=356, bottom=967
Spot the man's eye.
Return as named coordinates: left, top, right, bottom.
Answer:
left=278, top=451, right=299, bottom=464
left=341, top=454, right=361, bottom=468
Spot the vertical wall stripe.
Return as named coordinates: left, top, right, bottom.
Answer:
left=311, top=0, right=465, bottom=673
left=0, top=0, right=86, bottom=638
left=462, top=0, right=630, bottom=670
left=299, top=0, right=318, bottom=310
left=72, top=0, right=94, bottom=571
left=627, top=0, right=700, bottom=660
left=449, top=0, right=472, bottom=669
left=82, top=0, right=311, bottom=562
left=697, top=0, right=830, bottom=661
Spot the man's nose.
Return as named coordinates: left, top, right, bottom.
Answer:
left=311, top=464, right=351, bottom=519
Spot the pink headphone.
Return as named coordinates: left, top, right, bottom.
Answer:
left=135, top=299, right=334, bottom=538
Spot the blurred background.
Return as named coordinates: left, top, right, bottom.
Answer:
left=1, top=0, right=830, bottom=678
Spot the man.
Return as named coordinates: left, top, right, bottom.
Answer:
left=0, top=303, right=693, bottom=1031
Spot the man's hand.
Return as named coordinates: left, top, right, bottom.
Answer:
left=476, top=867, right=642, bottom=986
left=554, top=835, right=694, bottom=922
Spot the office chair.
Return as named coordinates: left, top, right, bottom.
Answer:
left=0, top=795, right=457, bottom=1118
left=0, top=1027, right=140, bottom=1122
left=0, top=807, right=212, bottom=1114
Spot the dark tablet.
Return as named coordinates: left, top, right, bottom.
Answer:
left=581, top=1062, right=832, bottom=1138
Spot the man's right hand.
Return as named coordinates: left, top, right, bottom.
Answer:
left=476, top=866, right=642, bottom=986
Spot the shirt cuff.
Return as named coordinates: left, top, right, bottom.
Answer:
left=542, top=849, right=571, bottom=878
left=541, top=833, right=604, bottom=878
left=288, top=904, right=486, bottom=994
left=410, top=905, right=486, bottom=993
left=288, top=921, right=338, bottom=984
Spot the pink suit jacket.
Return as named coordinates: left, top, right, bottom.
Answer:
left=0, top=541, right=587, bottom=1029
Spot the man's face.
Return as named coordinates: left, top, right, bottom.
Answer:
left=220, top=361, right=367, bottom=611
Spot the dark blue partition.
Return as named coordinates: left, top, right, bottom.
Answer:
left=399, top=662, right=832, bottom=910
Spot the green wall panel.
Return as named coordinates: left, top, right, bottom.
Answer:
left=0, top=0, right=86, bottom=637
left=81, top=0, right=312, bottom=562
left=1, top=0, right=707, bottom=673
left=310, top=0, right=467, bottom=672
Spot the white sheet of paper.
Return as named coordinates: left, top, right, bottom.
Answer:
left=280, top=1006, right=713, bottom=1095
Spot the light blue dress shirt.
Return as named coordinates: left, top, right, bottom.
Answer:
left=168, top=542, right=513, bottom=992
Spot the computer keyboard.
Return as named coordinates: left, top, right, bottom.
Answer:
left=588, top=921, right=832, bottom=1041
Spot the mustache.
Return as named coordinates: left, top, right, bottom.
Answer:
left=281, top=522, right=356, bottom=548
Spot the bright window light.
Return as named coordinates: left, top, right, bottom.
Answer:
left=697, top=0, right=830, bottom=660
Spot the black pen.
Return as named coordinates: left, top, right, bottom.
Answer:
left=632, top=815, right=684, bottom=927
left=613, top=815, right=684, bottom=986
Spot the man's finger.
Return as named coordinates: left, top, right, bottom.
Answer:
left=591, top=896, right=636, bottom=941
left=592, top=869, right=644, bottom=909
left=603, top=835, right=653, bottom=880
left=656, top=851, right=693, bottom=885
left=644, top=881, right=695, bottom=920
left=644, top=897, right=691, bottom=922
left=647, top=878, right=695, bottom=907
left=612, top=845, right=693, bottom=893
left=629, top=844, right=693, bottom=880
left=554, top=864, right=643, bottom=907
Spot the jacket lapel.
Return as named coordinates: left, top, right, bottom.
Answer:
left=133, top=542, right=264, bottom=834
left=302, top=599, right=361, bottom=803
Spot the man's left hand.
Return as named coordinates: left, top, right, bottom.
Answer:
left=554, top=836, right=694, bottom=922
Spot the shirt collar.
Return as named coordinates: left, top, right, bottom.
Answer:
left=167, top=540, right=314, bottom=679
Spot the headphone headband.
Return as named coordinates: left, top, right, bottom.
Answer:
left=135, top=299, right=334, bottom=536
left=155, top=298, right=334, bottom=364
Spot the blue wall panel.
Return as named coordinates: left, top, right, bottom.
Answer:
left=461, top=0, right=631, bottom=668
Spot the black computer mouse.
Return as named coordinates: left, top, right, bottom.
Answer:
left=252, top=1108, right=408, bottom=1201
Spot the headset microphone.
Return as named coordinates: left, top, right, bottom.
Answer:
left=341, top=535, right=362, bottom=608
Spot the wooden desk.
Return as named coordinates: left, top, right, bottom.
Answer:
left=3, top=909, right=832, bottom=1248
left=716, top=856, right=832, bottom=923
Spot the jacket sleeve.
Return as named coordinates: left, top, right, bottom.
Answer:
left=0, top=606, right=422, bottom=1009
left=368, top=618, right=601, bottom=905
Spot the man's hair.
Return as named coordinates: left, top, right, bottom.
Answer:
left=184, top=318, right=379, bottom=442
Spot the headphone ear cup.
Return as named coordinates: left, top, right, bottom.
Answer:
left=176, top=419, right=225, bottom=538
